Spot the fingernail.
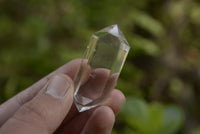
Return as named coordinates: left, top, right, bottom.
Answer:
left=46, top=75, right=71, bottom=98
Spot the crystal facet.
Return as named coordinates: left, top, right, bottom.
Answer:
left=74, top=24, right=130, bottom=112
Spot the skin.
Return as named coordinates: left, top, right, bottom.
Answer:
left=0, top=59, right=125, bottom=134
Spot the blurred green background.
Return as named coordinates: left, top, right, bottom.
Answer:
left=0, top=0, right=200, bottom=133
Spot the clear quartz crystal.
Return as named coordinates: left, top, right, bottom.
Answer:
left=74, top=24, right=130, bottom=112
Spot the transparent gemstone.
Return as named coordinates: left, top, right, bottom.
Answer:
left=74, top=24, right=130, bottom=112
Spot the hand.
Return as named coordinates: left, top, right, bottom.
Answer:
left=0, top=59, right=125, bottom=134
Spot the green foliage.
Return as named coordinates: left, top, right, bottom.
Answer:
left=131, top=35, right=160, bottom=56
left=191, top=127, right=200, bottom=134
left=120, top=97, right=184, bottom=134
left=1, top=0, right=200, bottom=133
left=129, top=10, right=165, bottom=37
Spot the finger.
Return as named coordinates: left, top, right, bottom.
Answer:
left=55, top=89, right=125, bottom=134
left=0, top=59, right=81, bottom=126
left=56, top=74, right=123, bottom=126
left=0, top=74, right=74, bottom=134
left=103, top=89, right=125, bottom=115
left=55, top=108, right=94, bottom=134
left=77, top=68, right=110, bottom=100
left=81, top=106, right=115, bottom=134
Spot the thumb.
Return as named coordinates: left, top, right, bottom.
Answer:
left=0, top=74, right=74, bottom=134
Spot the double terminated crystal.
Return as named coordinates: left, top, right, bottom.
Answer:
left=74, top=24, right=130, bottom=112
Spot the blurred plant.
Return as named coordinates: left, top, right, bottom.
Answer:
left=0, top=0, right=200, bottom=133
left=118, top=97, right=184, bottom=134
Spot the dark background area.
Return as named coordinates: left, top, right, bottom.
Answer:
left=0, top=0, right=200, bottom=133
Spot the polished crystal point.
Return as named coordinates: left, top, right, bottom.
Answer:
left=74, top=24, right=130, bottom=112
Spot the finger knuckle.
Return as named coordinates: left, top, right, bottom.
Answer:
left=14, top=98, right=48, bottom=127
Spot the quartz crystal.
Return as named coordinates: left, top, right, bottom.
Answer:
left=74, top=24, right=130, bottom=112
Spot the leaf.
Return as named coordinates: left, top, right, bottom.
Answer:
left=120, top=97, right=149, bottom=129
left=146, top=103, right=164, bottom=133
left=58, top=46, right=83, bottom=62
left=190, top=4, right=200, bottom=24
left=161, top=105, right=184, bottom=134
left=131, top=10, right=165, bottom=37
left=191, top=127, right=200, bottom=134
left=120, top=97, right=184, bottom=134
left=20, top=16, right=48, bottom=39
left=4, top=77, right=18, bottom=99
left=130, top=35, right=160, bottom=56
left=0, top=16, right=14, bottom=37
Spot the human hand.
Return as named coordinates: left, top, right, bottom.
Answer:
left=0, top=59, right=125, bottom=134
